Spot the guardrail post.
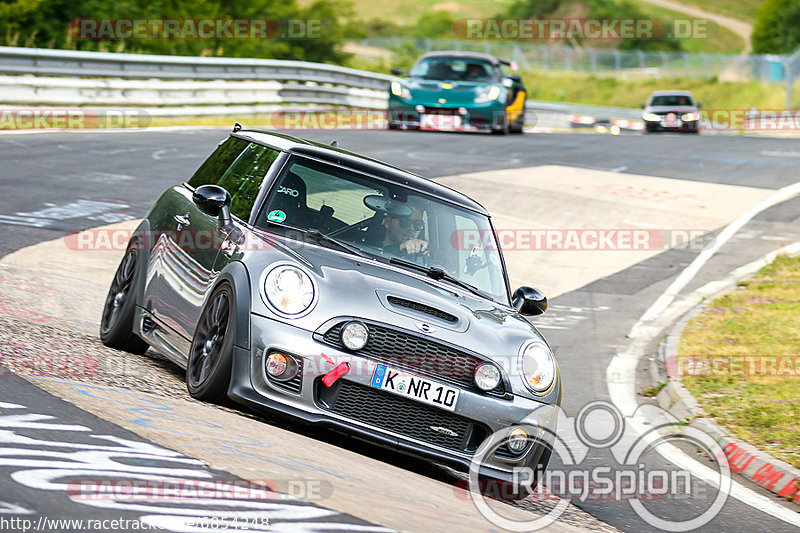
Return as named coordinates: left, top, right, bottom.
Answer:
left=590, top=48, right=597, bottom=73
left=613, top=50, right=621, bottom=76
left=542, top=45, right=549, bottom=73
left=637, top=50, right=645, bottom=69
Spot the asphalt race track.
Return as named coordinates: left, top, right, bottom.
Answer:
left=1, top=127, right=800, bottom=532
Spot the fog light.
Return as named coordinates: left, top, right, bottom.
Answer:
left=266, top=352, right=299, bottom=381
left=415, top=105, right=425, bottom=114
left=508, top=428, right=529, bottom=452
left=458, top=107, right=467, bottom=115
left=267, top=352, right=287, bottom=377
left=341, top=321, right=369, bottom=351
left=474, top=363, right=500, bottom=391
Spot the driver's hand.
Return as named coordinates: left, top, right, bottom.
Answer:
left=400, top=239, right=428, bottom=255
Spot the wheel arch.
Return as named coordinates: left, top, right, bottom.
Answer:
left=211, top=261, right=252, bottom=350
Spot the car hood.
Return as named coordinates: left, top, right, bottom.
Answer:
left=402, top=77, right=500, bottom=106
left=245, top=232, right=546, bottom=364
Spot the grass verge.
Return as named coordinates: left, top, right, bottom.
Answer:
left=518, top=70, right=794, bottom=109
left=678, top=254, right=800, bottom=469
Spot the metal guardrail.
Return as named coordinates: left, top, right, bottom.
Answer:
left=0, top=46, right=393, bottom=89
left=0, top=46, right=645, bottom=127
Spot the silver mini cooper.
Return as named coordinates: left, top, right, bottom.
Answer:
left=101, top=126, right=560, bottom=487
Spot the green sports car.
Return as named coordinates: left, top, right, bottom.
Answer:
left=387, top=51, right=527, bottom=134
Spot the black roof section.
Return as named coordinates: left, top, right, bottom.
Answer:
left=417, top=50, right=502, bottom=65
left=234, top=129, right=490, bottom=215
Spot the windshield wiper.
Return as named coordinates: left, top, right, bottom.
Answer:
left=389, top=258, right=495, bottom=302
left=264, top=220, right=371, bottom=259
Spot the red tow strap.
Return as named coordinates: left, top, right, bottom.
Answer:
left=322, top=362, right=350, bottom=387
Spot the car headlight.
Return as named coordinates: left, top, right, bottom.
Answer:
left=390, top=81, right=411, bottom=100
left=681, top=111, right=700, bottom=121
left=474, top=363, right=501, bottom=391
left=475, top=85, right=501, bottom=103
left=518, top=339, right=556, bottom=394
left=642, top=112, right=661, bottom=122
left=263, top=265, right=316, bottom=316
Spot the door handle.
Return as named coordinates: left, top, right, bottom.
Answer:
left=174, top=213, right=190, bottom=229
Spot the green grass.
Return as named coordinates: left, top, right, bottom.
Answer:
left=678, top=254, right=800, bottom=469
left=629, top=0, right=745, bottom=53
left=670, top=0, right=766, bottom=22
left=322, top=0, right=745, bottom=54
left=517, top=70, right=793, bottom=109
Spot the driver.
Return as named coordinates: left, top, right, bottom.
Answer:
left=381, top=203, right=428, bottom=259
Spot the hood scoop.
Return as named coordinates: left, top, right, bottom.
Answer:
left=386, top=296, right=458, bottom=323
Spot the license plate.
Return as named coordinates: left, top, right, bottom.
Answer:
left=370, top=364, right=459, bottom=412
left=662, top=119, right=681, bottom=127
left=420, top=114, right=461, bottom=131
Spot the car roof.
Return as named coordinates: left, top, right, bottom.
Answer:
left=417, top=50, right=501, bottom=65
left=648, top=90, right=694, bottom=96
left=235, top=129, right=490, bottom=215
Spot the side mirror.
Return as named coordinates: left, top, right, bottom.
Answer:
left=512, top=286, right=547, bottom=316
left=639, top=103, right=646, bottom=109
left=507, top=74, right=522, bottom=82
left=390, top=67, right=405, bottom=76
left=696, top=102, right=702, bottom=108
left=192, top=184, right=232, bottom=227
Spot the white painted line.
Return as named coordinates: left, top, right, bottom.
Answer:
left=629, top=180, right=800, bottom=339
left=607, top=176, right=800, bottom=525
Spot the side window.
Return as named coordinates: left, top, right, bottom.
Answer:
left=187, top=137, right=249, bottom=188
left=217, top=143, right=280, bottom=220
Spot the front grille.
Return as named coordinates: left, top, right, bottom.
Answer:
left=386, top=296, right=458, bottom=323
left=321, top=321, right=505, bottom=395
left=424, top=107, right=459, bottom=115
left=320, top=380, right=488, bottom=452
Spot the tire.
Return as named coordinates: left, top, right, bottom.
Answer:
left=100, top=242, right=149, bottom=354
left=510, top=111, right=525, bottom=134
left=187, top=283, right=235, bottom=402
left=492, top=113, right=509, bottom=135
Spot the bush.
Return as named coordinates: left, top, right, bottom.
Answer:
left=752, top=0, right=800, bottom=54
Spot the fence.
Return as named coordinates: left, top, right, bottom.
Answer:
left=356, top=38, right=789, bottom=83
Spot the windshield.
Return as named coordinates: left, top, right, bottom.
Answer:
left=410, top=57, right=497, bottom=82
left=255, top=155, right=509, bottom=303
left=649, top=94, right=694, bottom=106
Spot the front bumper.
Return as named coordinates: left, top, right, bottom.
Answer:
left=388, top=98, right=506, bottom=132
left=644, top=118, right=700, bottom=132
left=228, top=313, right=557, bottom=477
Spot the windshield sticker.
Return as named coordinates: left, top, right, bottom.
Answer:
left=267, top=210, right=286, bottom=223
left=277, top=186, right=299, bottom=197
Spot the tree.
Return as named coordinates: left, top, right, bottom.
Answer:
left=752, top=0, right=800, bottom=54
